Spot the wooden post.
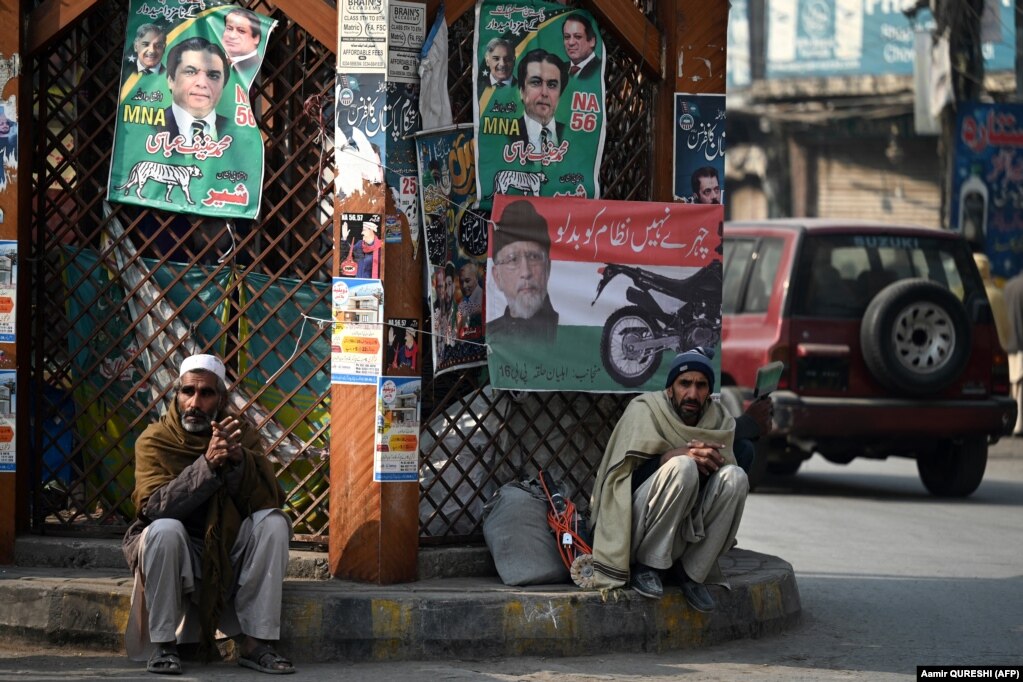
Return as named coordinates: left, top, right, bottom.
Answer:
left=328, top=2, right=427, bottom=583
left=0, top=0, right=23, bottom=564
left=329, top=195, right=422, bottom=583
left=653, top=0, right=728, bottom=202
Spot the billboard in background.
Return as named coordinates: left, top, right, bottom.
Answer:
left=755, top=0, right=1015, bottom=80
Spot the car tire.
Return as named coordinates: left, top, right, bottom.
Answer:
left=860, top=278, right=971, bottom=397
left=916, top=436, right=987, bottom=497
left=766, top=457, right=801, bottom=476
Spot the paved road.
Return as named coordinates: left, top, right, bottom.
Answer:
left=2, top=440, right=1020, bottom=681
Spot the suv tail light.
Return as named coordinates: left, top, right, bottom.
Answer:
left=769, top=344, right=790, bottom=390
left=992, top=349, right=1010, bottom=395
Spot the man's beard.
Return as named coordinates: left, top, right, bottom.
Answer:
left=508, top=290, right=544, bottom=319
left=670, top=394, right=704, bottom=426
left=181, top=407, right=217, bottom=434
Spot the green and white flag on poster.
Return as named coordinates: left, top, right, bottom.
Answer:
left=473, top=0, right=605, bottom=211
left=107, top=1, right=277, bottom=220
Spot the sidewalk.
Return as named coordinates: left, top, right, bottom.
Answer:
left=0, top=537, right=800, bottom=663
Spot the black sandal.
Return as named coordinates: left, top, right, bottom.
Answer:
left=146, top=643, right=182, bottom=675
left=238, top=643, right=295, bottom=675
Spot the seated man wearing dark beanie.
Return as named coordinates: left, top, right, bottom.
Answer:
left=587, top=346, right=749, bottom=611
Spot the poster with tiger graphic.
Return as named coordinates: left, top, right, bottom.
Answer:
left=106, top=1, right=277, bottom=219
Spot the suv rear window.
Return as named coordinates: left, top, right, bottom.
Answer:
left=723, top=237, right=784, bottom=314
left=791, top=233, right=981, bottom=318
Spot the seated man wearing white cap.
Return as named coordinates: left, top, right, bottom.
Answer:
left=121, top=354, right=295, bottom=675
left=588, top=347, right=749, bottom=611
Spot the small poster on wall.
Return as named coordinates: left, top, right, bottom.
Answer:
left=330, top=277, right=384, bottom=384
left=374, top=376, right=421, bottom=482
left=0, top=369, right=14, bottom=472
left=415, top=124, right=489, bottom=376
left=673, top=93, right=725, bottom=205
left=0, top=240, right=16, bottom=343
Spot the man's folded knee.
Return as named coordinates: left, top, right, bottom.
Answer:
left=145, top=518, right=188, bottom=542
left=253, top=510, right=291, bottom=541
left=716, top=464, right=749, bottom=495
left=662, top=455, right=700, bottom=484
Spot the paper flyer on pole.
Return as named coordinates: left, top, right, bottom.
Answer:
left=331, top=277, right=384, bottom=384
left=374, top=376, right=421, bottom=482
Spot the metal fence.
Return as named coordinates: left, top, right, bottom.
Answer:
left=26, top=1, right=658, bottom=546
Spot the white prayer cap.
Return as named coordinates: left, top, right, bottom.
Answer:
left=179, top=354, right=226, bottom=382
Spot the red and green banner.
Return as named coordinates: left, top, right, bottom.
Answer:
left=107, top=1, right=277, bottom=219
left=473, top=0, right=605, bottom=211
left=486, top=196, right=723, bottom=392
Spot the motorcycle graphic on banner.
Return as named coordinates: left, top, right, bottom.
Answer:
left=486, top=196, right=723, bottom=392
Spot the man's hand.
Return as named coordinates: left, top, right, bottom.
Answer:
left=205, top=416, right=244, bottom=471
left=663, top=439, right=726, bottom=476
left=745, top=396, right=774, bottom=436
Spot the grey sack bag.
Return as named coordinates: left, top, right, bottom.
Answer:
left=482, top=479, right=571, bottom=586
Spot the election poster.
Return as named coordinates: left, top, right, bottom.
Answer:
left=673, top=94, right=725, bottom=205
left=0, top=369, right=13, bottom=471
left=486, top=196, right=723, bottom=392
left=416, top=124, right=488, bottom=376
left=330, top=277, right=384, bottom=384
left=473, top=0, right=605, bottom=211
left=107, top=1, right=277, bottom=220
left=374, top=376, right=421, bottom=482
left=334, top=73, right=387, bottom=204
left=951, top=102, right=1023, bottom=281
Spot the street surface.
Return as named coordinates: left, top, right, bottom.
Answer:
left=1, top=439, right=1020, bottom=681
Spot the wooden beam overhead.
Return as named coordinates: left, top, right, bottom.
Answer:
left=588, top=0, right=662, bottom=77
left=28, top=0, right=100, bottom=55
left=273, top=0, right=337, bottom=53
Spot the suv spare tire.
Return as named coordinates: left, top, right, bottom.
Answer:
left=860, top=278, right=971, bottom=397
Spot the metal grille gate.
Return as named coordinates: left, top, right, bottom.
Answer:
left=26, top=1, right=658, bottom=546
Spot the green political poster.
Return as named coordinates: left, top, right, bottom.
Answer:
left=107, top=1, right=277, bottom=219
left=473, top=0, right=605, bottom=211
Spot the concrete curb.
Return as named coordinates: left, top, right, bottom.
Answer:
left=0, top=544, right=799, bottom=662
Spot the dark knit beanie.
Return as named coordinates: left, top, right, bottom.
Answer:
left=664, top=346, right=715, bottom=390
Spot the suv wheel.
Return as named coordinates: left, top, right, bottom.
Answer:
left=766, top=458, right=802, bottom=476
left=916, top=436, right=987, bottom=497
left=860, top=279, right=971, bottom=397
left=600, top=306, right=663, bottom=387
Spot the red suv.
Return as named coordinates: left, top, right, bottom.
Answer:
left=721, top=219, right=1016, bottom=497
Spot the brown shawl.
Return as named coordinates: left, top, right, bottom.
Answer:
left=132, top=399, right=283, bottom=659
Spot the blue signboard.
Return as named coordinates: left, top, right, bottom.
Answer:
left=727, top=0, right=752, bottom=90
left=738, top=0, right=1017, bottom=80
left=951, top=102, right=1023, bottom=280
